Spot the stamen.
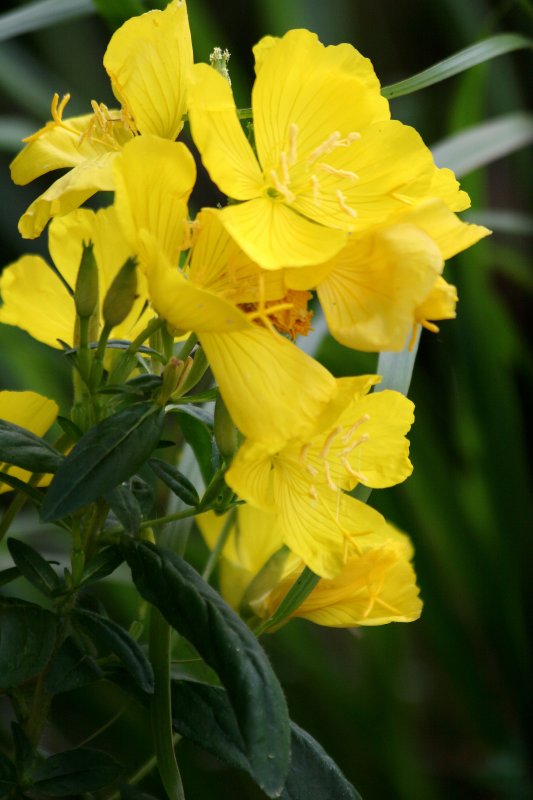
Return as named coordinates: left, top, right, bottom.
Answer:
left=299, top=443, right=310, bottom=463
left=309, top=131, right=341, bottom=160
left=309, top=484, right=319, bottom=501
left=337, top=190, right=358, bottom=218
left=280, top=151, right=290, bottom=185
left=422, top=320, right=440, bottom=334
left=320, top=426, right=341, bottom=460
left=288, top=123, right=298, bottom=165
left=341, top=458, right=368, bottom=483
left=341, top=415, right=370, bottom=443
left=306, top=464, right=319, bottom=478
left=338, top=131, right=361, bottom=146
left=324, top=461, right=338, bottom=492
left=343, top=433, right=369, bottom=455
left=310, top=175, right=321, bottom=204
left=269, top=169, right=295, bottom=202
left=318, top=163, right=359, bottom=181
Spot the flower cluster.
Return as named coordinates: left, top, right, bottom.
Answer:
left=1, top=0, right=490, bottom=629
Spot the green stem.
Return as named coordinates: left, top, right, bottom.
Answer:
left=149, top=607, right=185, bottom=800
left=107, top=317, right=165, bottom=385
left=0, top=491, right=27, bottom=544
left=103, top=506, right=199, bottom=538
left=202, top=507, right=236, bottom=582
left=90, top=322, right=112, bottom=389
left=176, top=332, right=197, bottom=360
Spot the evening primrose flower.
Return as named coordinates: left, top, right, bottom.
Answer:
left=187, top=28, right=469, bottom=270
left=285, top=199, right=491, bottom=352
left=112, top=136, right=337, bottom=447
left=0, top=391, right=58, bottom=493
left=0, top=207, right=148, bottom=349
left=226, top=376, right=414, bottom=577
left=11, top=0, right=193, bottom=239
left=198, top=506, right=422, bottom=627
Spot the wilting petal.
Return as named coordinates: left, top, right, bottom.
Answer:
left=104, top=0, right=193, bottom=139
left=188, top=63, right=263, bottom=200
left=416, top=276, right=458, bottom=327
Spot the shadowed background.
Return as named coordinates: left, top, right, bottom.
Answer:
left=1, top=1, right=532, bottom=798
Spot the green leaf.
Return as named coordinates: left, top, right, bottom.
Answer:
left=123, top=540, right=290, bottom=797
left=31, top=748, right=122, bottom=796
left=7, top=538, right=61, bottom=596
left=0, top=0, right=94, bottom=43
left=120, top=788, right=160, bottom=800
left=0, top=420, right=64, bottom=474
left=170, top=681, right=362, bottom=800
left=92, top=0, right=144, bottom=28
left=130, top=476, right=155, bottom=518
left=45, top=636, right=103, bottom=694
left=0, top=115, right=35, bottom=153
left=0, top=753, right=17, bottom=798
left=80, top=545, right=124, bottom=586
left=0, top=600, right=56, bottom=688
left=148, top=458, right=200, bottom=507
left=0, top=566, right=21, bottom=588
left=11, top=722, right=33, bottom=768
left=173, top=410, right=217, bottom=485
left=106, top=485, right=142, bottom=534
left=382, top=33, right=533, bottom=99
left=75, top=608, right=154, bottom=693
left=41, top=403, right=165, bottom=522
left=0, top=471, right=43, bottom=503
left=431, top=112, right=533, bottom=178
left=56, top=416, right=83, bottom=443
left=256, top=567, right=321, bottom=635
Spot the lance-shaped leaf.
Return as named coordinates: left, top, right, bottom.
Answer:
left=31, top=748, right=122, bottom=796
left=106, top=484, right=142, bottom=534
left=80, top=545, right=124, bottom=586
left=0, top=471, right=43, bottom=503
left=148, top=457, right=200, bottom=507
left=170, top=680, right=361, bottom=800
left=172, top=410, right=217, bottom=486
left=41, top=403, right=165, bottom=522
left=7, top=538, right=61, bottom=597
left=123, top=540, right=290, bottom=797
left=0, top=599, right=56, bottom=689
left=0, top=420, right=63, bottom=474
left=45, top=636, right=103, bottom=694
left=74, top=608, right=154, bottom=694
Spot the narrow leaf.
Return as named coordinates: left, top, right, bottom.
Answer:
left=170, top=681, right=361, bottom=800
left=0, top=566, right=21, bottom=588
left=0, top=115, right=35, bottom=153
left=431, top=112, right=533, bottom=178
left=75, top=608, right=154, bottom=693
left=0, top=420, right=63, bottom=474
left=123, top=540, right=290, bottom=796
left=382, top=33, right=533, bottom=98
left=7, top=538, right=61, bottom=596
left=45, top=636, right=103, bottom=694
left=106, top=485, right=142, bottom=534
left=93, top=0, right=144, bottom=28
left=0, top=471, right=43, bottom=503
left=0, top=0, right=94, bottom=43
left=148, top=458, right=200, bottom=507
left=0, top=753, right=17, bottom=796
left=257, top=567, right=321, bottom=635
left=31, top=748, right=122, bottom=796
left=80, top=546, right=124, bottom=585
left=0, top=600, right=56, bottom=688
left=172, top=410, right=216, bottom=485
left=41, top=403, right=165, bottom=522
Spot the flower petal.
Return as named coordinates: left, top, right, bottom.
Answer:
left=103, top=0, right=193, bottom=139
left=188, top=63, right=263, bottom=200
left=219, top=198, right=347, bottom=270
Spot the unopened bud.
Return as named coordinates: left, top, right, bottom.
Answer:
left=157, top=357, right=193, bottom=404
left=74, top=242, right=99, bottom=320
left=214, top=393, right=239, bottom=460
left=209, top=46, right=231, bottom=85
left=103, top=257, right=138, bottom=329
left=176, top=346, right=209, bottom=397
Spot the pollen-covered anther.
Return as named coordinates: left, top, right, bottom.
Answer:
left=341, top=458, right=369, bottom=483
left=320, top=426, right=341, bottom=460
left=308, top=484, right=319, bottom=501
left=23, top=92, right=76, bottom=142
left=337, top=190, right=358, bottom=218
left=280, top=151, right=291, bottom=185
left=323, top=461, right=338, bottom=492
left=288, top=123, right=298, bottom=165
left=318, top=163, right=359, bottom=181
left=269, top=169, right=295, bottom=202
left=343, top=433, right=369, bottom=456
left=342, top=414, right=370, bottom=443
left=52, top=92, right=71, bottom=123
left=309, top=131, right=341, bottom=161
left=310, top=175, right=321, bottom=205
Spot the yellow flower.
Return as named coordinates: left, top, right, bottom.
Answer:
left=187, top=29, right=469, bottom=270
left=11, top=0, right=193, bottom=239
left=0, top=391, right=58, bottom=494
left=112, top=136, right=337, bottom=447
left=0, top=207, right=149, bottom=349
left=198, top=506, right=422, bottom=627
left=226, top=376, right=414, bottom=577
left=285, top=199, right=491, bottom=351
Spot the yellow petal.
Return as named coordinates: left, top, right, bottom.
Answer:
left=294, top=544, right=422, bottom=626
left=225, top=441, right=277, bottom=510
left=317, top=223, right=443, bottom=352
left=0, top=391, right=59, bottom=494
left=416, top=276, right=458, bottom=324
left=188, top=63, right=263, bottom=200
left=103, top=0, right=193, bottom=139
left=252, top=29, right=389, bottom=173
left=113, top=135, right=196, bottom=263
left=0, top=254, right=75, bottom=348
left=200, top=326, right=336, bottom=446
left=18, top=151, right=117, bottom=239
left=219, top=198, right=347, bottom=270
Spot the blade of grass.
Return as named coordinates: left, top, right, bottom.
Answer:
left=0, top=0, right=94, bottom=42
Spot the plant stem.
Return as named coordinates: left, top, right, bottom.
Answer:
left=149, top=607, right=185, bottom=800
left=202, top=507, right=236, bottom=582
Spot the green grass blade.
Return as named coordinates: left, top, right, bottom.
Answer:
left=382, top=33, right=533, bottom=99
left=0, top=116, right=36, bottom=153
left=0, top=0, right=94, bottom=42
left=431, top=112, right=533, bottom=177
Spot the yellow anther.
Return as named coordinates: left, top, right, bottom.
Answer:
left=338, top=131, right=361, bottom=146
left=320, top=426, right=341, bottom=460
left=421, top=319, right=440, bottom=334
left=309, top=131, right=341, bottom=160
left=288, top=123, right=298, bottom=165
left=343, top=433, right=369, bottom=456
left=337, top=190, right=358, bottom=218
left=306, top=463, right=319, bottom=478
left=318, top=163, right=359, bottom=181
left=299, top=443, right=310, bottom=463
left=280, top=151, right=291, bottom=185
left=324, top=461, right=338, bottom=492
left=269, top=169, right=295, bottom=202
left=310, top=175, right=321, bottom=204
left=341, top=458, right=368, bottom=483
left=341, top=415, right=370, bottom=443
left=308, top=484, right=319, bottom=501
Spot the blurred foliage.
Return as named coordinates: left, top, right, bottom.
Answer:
left=1, top=0, right=532, bottom=798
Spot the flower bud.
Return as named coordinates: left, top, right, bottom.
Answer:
left=214, top=393, right=239, bottom=460
left=103, top=257, right=138, bottom=329
left=74, top=242, right=99, bottom=320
